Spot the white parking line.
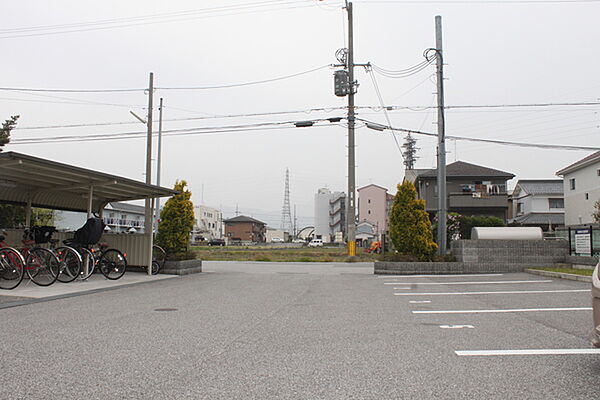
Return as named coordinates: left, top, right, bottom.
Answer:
left=379, top=274, right=504, bottom=279
left=455, top=349, right=600, bottom=356
left=394, top=289, right=590, bottom=296
left=409, top=300, right=432, bottom=304
left=413, top=307, right=592, bottom=314
left=440, top=325, right=474, bottom=329
left=384, top=280, right=552, bottom=286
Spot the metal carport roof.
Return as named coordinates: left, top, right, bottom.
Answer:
left=0, top=151, right=176, bottom=212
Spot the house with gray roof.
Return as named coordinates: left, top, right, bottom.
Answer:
left=510, top=180, right=564, bottom=231
left=405, top=160, right=515, bottom=222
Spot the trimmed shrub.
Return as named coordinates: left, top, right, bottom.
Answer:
left=156, top=180, right=195, bottom=255
left=389, top=181, right=438, bottom=261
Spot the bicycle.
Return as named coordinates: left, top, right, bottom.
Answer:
left=0, top=232, right=25, bottom=290
left=47, top=238, right=82, bottom=283
left=152, top=244, right=166, bottom=275
left=20, top=227, right=61, bottom=287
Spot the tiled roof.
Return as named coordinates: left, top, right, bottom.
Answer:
left=418, top=161, right=514, bottom=179
left=224, top=215, right=266, bottom=225
left=514, top=180, right=563, bottom=196
left=511, top=212, right=564, bottom=225
left=556, top=151, right=600, bottom=176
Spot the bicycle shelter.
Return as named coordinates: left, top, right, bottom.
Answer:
left=0, top=151, right=177, bottom=273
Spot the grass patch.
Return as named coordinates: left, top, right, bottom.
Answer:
left=531, top=267, right=594, bottom=276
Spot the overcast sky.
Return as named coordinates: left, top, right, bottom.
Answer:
left=3, top=0, right=600, bottom=228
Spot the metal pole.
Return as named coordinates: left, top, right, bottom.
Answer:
left=346, top=1, right=356, bottom=257
left=154, top=97, right=163, bottom=233
left=435, top=15, right=447, bottom=255
left=145, top=73, right=154, bottom=275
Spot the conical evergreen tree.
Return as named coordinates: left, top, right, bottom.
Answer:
left=156, top=180, right=195, bottom=254
left=389, top=181, right=437, bottom=260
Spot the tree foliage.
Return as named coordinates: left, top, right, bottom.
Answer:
left=458, top=215, right=505, bottom=239
left=0, top=116, right=19, bottom=151
left=389, top=181, right=437, bottom=261
left=593, top=200, right=600, bottom=224
left=0, top=205, right=54, bottom=228
left=156, top=180, right=195, bottom=254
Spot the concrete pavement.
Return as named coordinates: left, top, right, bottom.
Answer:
left=0, top=261, right=599, bottom=399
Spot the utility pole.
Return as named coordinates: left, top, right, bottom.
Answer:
left=145, top=72, right=154, bottom=275
left=435, top=16, right=447, bottom=255
left=154, top=97, right=163, bottom=233
left=346, top=0, right=357, bottom=257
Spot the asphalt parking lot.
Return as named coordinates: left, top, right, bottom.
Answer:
left=0, top=262, right=599, bottom=399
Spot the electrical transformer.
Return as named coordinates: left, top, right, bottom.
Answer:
left=334, top=70, right=350, bottom=97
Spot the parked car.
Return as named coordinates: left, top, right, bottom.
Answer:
left=271, top=237, right=284, bottom=243
left=308, top=239, right=323, bottom=247
left=292, top=238, right=305, bottom=244
left=208, top=238, right=225, bottom=246
left=591, top=262, right=600, bottom=347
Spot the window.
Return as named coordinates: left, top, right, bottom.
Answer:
left=368, top=210, right=371, bottom=215
left=597, top=169, right=600, bottom=176
left=569, top=178, right=576, bottom=190
left=548, top=198, right=564, bottom=209
left=586, top=193, right=589, bottom=200
left=517, top=203, right=523, bottom=214
left=368, top=199, right=371, bottom=204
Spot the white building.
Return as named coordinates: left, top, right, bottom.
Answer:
left=557, top=151, right=600, bottom=226
left=314, top=188, right=345, bottom=243
left=193, top=205, right=223, bottom=241
left=266, top=228, right=288, bottom=242
left=54, top=202, right=146, bottom=233
left=510, top=180, right=564, bottom=231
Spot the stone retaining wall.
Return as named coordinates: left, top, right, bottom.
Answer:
left=451, top=239, right=567, bottom=264
left=375, top=261, right=544, bottom=275
left=162, top=259, right=203, bottom=275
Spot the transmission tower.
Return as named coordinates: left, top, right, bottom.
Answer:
left=402, top=134, right=419, bottom=170
left=280, top=168, right=293, bottom=233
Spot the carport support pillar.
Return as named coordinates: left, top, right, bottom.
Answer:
left=145, top=199, right=154, bottom=275
left=87, top=185, right=94, bottom=218
left=25, top=198, right=32, bottom=227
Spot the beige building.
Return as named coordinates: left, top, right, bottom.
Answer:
left=357, top=184, right=394, bottom=238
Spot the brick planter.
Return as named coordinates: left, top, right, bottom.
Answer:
left=162, top=259, right=202, bottom=275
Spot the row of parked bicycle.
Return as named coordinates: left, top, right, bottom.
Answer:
left=0, top=218, right=167, bottom=290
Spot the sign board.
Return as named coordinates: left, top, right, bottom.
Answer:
left=575, top=228, right=592, bottom=256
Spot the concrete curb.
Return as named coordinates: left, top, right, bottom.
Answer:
left=525, top=268, right=592, bottom=283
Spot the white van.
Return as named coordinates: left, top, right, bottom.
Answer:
left=308, top=239, right=324, bottom=247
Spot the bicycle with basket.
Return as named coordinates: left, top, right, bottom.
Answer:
left=64, top=217, right=128, bottom=280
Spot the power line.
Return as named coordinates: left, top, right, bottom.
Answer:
left=357, top=117, right=600, bottom=151
left=357, top=0, right=600, bottom=4
left=11, top=118, right=343, bottom=144
left=155, top=64, right=332, bottom=90
left=0, top=1, right=316, bottom=40
left=0, top=64, right=332, bottom=94
left=15, top=106, right=348, bottom=131
left=366, top=67, right=404, bottom=158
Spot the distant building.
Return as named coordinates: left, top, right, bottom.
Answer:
left=54, top=202, right=146, bottom=233
left=510, top=180, right=564, bottom=231
left=266, top=228, right=288, bottom=242
left=224, top=215, right=266, bottom=243
left=314, top=188, right=346, bottom=243
left=357, top=184, right=395, bottom=238
left=556, top=151, right=600, bottom=226
left=405, top=160, right=515, bottom=222
left=193, top=205, right=222, bottom=241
